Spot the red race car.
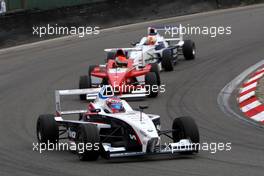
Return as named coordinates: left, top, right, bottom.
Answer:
left=79, top=48, right=161, bottom=100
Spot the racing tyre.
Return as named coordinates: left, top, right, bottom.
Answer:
left=161, top=49, right=174, bottom=71
left=88, top=65, right=96, bottom=76
left=79, top=75, right=91, bottom=100
left=106, top=52, right=116, bottom=62
left=76, top=124, right=100, bottom=161
left=37, top=114, right=59, bottom=144
left=150, top=63, right=161, bottom=85
left=183, top=40, right=196, bottom=60
left=172, top=116, right=199, bottom=153
left=145, top=72, right=159, bottom=98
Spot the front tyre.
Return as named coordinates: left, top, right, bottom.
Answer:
left=79, top=75, right=91, bottom=100
left=145, top=72, right=159, bottom=98
left=76, top=124, right=100, bottom=161
left=161, top=49, right=174, bottom=71
left=172, top=116, right=199, bottom=153
left=183, top=40, right=196, bottom=60
left=36, top=114, right=59, bottom=144
left=150, top=63, right=161, bottom=85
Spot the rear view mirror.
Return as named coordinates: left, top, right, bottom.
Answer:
left=139, top=105, right=148, bottom=110
left=91, top=109, right=101, bottom=113
left=131, top=42, right=138, bottom=46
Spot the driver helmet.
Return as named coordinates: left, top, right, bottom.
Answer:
left=105, top=97, right=125, bottom=113
left=146, top=35, right=157, bottom=45
left=115, top=55, right=127, bottom=67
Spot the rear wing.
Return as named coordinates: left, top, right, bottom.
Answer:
left=55, top=88, right=101, bottom=115
left=148, top=25, right=184, bottom=42
left=104, top=48, right=142, bottom=52
left=104, top=47, right=145, bottom=66
left=82, top=87, right=147, bottom=100
left=55, top=86, right=147, bottom=115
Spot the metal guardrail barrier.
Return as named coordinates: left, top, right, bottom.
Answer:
left=5, top=0, right=106, bottom=12
left=3, top=0, right=261, bottom=14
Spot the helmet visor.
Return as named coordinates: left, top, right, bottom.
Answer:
left=110, top=103, right=122, bottom=110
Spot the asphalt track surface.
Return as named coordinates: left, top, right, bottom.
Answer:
left=0, top=4, right=264, bottom=176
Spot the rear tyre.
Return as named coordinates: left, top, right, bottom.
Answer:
left=145, top=72, right=159, bottom=98
left=183, top=40, right=196, bottom=60
left=76, top=124, right=100, bottom=161
left=79, top=75, right=91, bottom=100
left=106, top=52, right=116, bottom=62
left=88, top=65, right=96, bottom=76
left=161, top=49, right=174, bottom=71
left=150, top=63, right=161, bottom=86
left=37, top=114, right=59, bottom=144
left=172, top=116, right=199, bottom=153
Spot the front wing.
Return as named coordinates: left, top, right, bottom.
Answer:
left=102, top=139, right=198, bottom=159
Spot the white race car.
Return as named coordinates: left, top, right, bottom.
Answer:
left=36, top=86, right=200, bottom=161
left=123, top=27, right=196, bottom=71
